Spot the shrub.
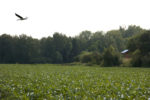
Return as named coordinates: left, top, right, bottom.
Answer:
left=101, top=46, right=122, bottom=67
left=131, top=49, right=142, bottom=67
left=77, top=51, right=102, bottom=65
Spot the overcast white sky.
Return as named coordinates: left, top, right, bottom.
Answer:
left=0, top=0, right=150, bottom=39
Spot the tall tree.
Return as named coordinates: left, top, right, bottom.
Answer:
left=102, top=46, right=122, bottom=66
left=128, top=31, right=150, bottom=67
left=0, top=34, right=14, bottom=63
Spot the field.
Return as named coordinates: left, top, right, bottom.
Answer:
left=0, top=64, right=149, bottom=100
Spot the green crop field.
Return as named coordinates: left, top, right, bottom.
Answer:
left=0, top=64, right=149, bottom=100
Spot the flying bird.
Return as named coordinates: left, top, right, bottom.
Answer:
left=15, top=13, right=28, bottom=20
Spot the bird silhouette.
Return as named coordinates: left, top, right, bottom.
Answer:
left=15, top=13, right=28, bottom=20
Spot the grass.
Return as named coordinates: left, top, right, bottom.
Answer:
left=0, top=64, right=149, bottom=99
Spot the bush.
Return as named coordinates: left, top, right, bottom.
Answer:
left=77, top=51, right=102, bottom=65
left=101, top=46, right=122, bottom=67
left=131, top=49, right=142, bottom=67
left=141, top=52, right=150, bottom=67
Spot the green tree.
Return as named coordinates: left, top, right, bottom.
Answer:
left=40, top=37, right=54, bottom=63
left=53, top=33, right=72, bottom=63
left=88, top=31, right=105, bottom=52
left=14, top=35, right=40, bottom=63
left=77, top=51, right=102, bottom=65
left=105, top=30, right=125, bottom=51
left=128, top=31, right=150, bottom=67
left=70, top=38, right=82, bottom=60
left=77, top=30, right=92, bottom=51
left=53, top=51, right=63, bottom=63
left=123, top=25, right=145, bottom=38
left=102, top=46, right=122, bottom=66
left=0, top=34, right=14, bottom=63
left=131, top=49, right=142, bottom=67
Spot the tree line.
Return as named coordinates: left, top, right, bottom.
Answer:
left=0, top=25, right=149, bottom=67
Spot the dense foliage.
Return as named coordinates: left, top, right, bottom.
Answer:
left=0, top=25, right=148, bottom=67
left=101, top=46, right=122, bottom=67
left=76, top=51, right=102, bottom=65
left=0, top=64, right=149, bottom=99
left=127, top=31, right=150, bottom=67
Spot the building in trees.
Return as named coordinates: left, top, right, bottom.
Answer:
left=121, top=49, right=129, bottom=58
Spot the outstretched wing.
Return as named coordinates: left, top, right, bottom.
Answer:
left=15, top=13, right=23, bottom=19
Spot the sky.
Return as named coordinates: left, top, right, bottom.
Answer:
left=0, top=0, right=150, bottom=39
